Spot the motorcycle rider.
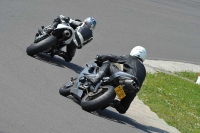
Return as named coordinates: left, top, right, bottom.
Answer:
left=85, top=46, right=147, bottom=114
left=40, top=15, right=97, bottom=62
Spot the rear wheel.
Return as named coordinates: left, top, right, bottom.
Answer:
left=81, top=85, right=116, bottom=111
left=26, top=35, right=57, bottom=56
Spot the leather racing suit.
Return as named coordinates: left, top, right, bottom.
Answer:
left=50, top=15, right=93, bottom=62
left=91, top=54, right=146, bottom=114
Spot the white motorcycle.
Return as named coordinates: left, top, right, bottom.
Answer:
left=26, top=18, right=76, bottom=56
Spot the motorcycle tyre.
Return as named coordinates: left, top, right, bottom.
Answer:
left=26, top=36, right=57, bottom=56
left=59, top=83, right=72, bottom=97
left=81, top=85, right=116, bottom=112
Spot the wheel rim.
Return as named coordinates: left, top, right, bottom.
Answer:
left=85, top=87, right=108, bottom=101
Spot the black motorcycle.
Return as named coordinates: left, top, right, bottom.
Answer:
left=59, top=61, right=140, bottom=112
left=26, top=18, right=76, bottom=56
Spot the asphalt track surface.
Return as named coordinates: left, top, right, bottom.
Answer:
left=0, top=0, right=200, bottom=133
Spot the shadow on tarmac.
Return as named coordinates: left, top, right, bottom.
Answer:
left=93, top=109, right=170, bottom=133
left=66, top=95, right=170, bottom=133
left=31, top=53, right=84, bottom=74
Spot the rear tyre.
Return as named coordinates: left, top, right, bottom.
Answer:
left=81, top=85, right=116, bottom=111
left=26, top=36, right=57, bottom=56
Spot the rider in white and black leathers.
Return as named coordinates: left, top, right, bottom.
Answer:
left=86, top=46, right=147, bottom=114
left=49, top=15, right=97, bottom=62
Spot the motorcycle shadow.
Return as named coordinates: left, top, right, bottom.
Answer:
left=32, top=53, right=84, bottom=74
left=66, top=95, right=169, bottom=133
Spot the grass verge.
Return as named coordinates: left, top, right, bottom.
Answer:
left=137, top=71, right=200, bottom=133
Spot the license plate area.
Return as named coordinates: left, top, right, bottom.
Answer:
left=114, top=85, right=126, bottom=100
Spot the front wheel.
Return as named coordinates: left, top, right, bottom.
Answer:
left=81, top=85, right=116, bottom=112
left=26, top=35, right=57, bottom=56
left=59, top=81, right=74, bottom=97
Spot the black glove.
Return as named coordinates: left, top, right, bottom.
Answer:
left=94, top=55, right=102, bottom=66
left=63, top=17, right=70, bottom=23
left=95, top=54, right=103, bottom=61
left=59, top=15, right=70, bottom=23
left=54, top=17, right=61, bottom=23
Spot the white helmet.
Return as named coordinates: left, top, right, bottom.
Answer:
left=130, top=46, right=147, bottom=62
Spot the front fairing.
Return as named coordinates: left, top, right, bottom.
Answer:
left=70, top=62, right=98, bottom=100
left=55, top=23, right=71, bottom=30
left=55, top=23, right=75, bottom=44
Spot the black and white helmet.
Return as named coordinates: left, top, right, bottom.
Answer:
left=84, top=17, right=97, bottom=30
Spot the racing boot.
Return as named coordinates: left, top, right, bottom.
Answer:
left=45, top=24, right=56, bottom=34
left=49, top=18, right=60, bottom=29
left=50, top=49, right=59, bottom=58
left=85, top=61, right=110, bottom=86
left=50, top=49, right=72, bottom=62
left=45, top=18, right=60, bottom=33
left=57, top=51, right=72, bottom=62
left=110, top=100, right=127, bottom=114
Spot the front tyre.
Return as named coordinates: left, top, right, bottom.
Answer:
left=59, top=81, right=74, bottom=97
left=26, top=36, right=57, bottom=56
left=81, top=85, right=116, bottom=112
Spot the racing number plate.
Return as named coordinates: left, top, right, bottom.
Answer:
left=114, top=85, right=126, bottom=100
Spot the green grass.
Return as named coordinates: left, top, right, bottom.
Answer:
left=175, top=71, right=199, bottom=82
left=137, top=72, right=200, bottom=133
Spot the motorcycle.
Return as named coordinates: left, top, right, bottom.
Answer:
left=59, top=61, right=140, bottom=112
left=26, top=18, right=76, bottom=56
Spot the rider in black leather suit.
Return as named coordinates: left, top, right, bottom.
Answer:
left=48, top=15, right=97, bottom=62
left=86, top=46, right=147, bottom=114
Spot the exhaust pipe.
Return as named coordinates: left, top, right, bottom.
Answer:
left=63, top=30, right=71, bottom=38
